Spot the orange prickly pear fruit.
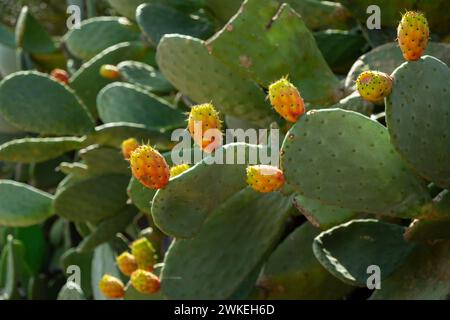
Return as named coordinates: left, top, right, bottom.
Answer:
left=268, top=77, right=305, bottom=123
left=98, top=274, right=125, bottom=299
left=121, top=138, right=140, bottom=160
left=131, top=237, right=156, bottom=271
left=170, top=163, right=190, bottom=178
left=100, top=64, right=120, bottom=79
left=129, top=145, right=170, bottom=189
left=246, top=165, right=285, bottom=193
left=116, top=252, right=138, bottom=276
left=50, top=69, right=69, bottom=85
left=356, top=71, right=393, bottom=103
left=130, top=269, right=160, bottom=295
left=397, top=11, right=429, bottom=61
left=188, top=103, right=222, bottom=153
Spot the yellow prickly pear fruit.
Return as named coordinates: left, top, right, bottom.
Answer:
left=131, top=237, right=156, bottom=271
left=129, top=145, right=170, bottom=189
left=116, top=252, right=138, bottom=276
left=397, top=11, right=429, bottom=61
left=130, top=269, right=160, bottom=295
left=98, top=274, right=125, bottom=299
left=268, top=77, right=305, bottom=123
left=188, top=103, right=222, bottom=153
left=246, top=165, right=285, bottom=193
left=356, top=71, right=393, bottom=103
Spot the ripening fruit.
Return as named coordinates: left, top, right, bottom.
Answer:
left=268, top=77, right=305, bottom=123
left=98, top=274, right=125, bottom=299
left=100, top=64, right=120, bottom=79
left=170, top=163, right=190, bottom=178
left=130, top=270, right=160, bottom=295
left=356, top=71, right=393, bottom=103
left=131, top=238, right=155, bottom=271
left=121, top=138, right=139, bottom=160
left=246, top=165, right=285, bottom=193
left=188, top=103, right=222, bottom=153
left=397, top=11, right=429, bottom=61
left=129, top=145, right=170, bottom=189
left=50, top=69, right=69, bottom=85
left=116, top=252, right=138, bottom=276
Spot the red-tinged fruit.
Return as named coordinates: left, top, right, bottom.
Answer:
left=130, top=145, right=170, bottom=189
left=188, top=103, right=222, bottom=153
left=268, top=77, right=305, bottom=123
left=130, top=270, right=160, bottom=295
left=246, top=165, right=285, bottom=193
left=170, top=163, right=190, bottom=178
left=131, top=237, right=156, bottom=271
left=356, top=71, right=393, bottom=103
left=121, top=138, right=139, bottom=159
left=98, top=274, right=125, bottom=299
left=116, top=252, right=138, bottom=276
left=50, top=69, right=69, bottom=85
left=397, top=11, right=429, bottom=61
left=100, top=64, right=120, bottom=79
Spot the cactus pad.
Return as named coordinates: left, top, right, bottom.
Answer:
left=117, top=61, right=174, bottom=93
left=281, top=108, right=431, bottom=217
left=386, top=56, right=450, bottom=189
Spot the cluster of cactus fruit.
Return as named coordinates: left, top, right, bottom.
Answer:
left=0, top=0, right=449, bottom=300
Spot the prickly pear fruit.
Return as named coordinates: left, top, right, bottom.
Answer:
left=356, top=71, right=393, bottom=103
left=50, top=69, right=69, bottom=85
left=397, top=11, right=429, bottom=61
left=170, top=163, right=190, bottom=178
left=100, top=64, right=120, bottom=79
left=246, top=165, right=285, bottom=193
left=121, top=138, right=140, bottom=160
left=268, top=77, right=305, bottom=123
left=130, top=270, right=160, bottom=295
left=98, top=274, right=125, bottom=299
left=131, top=237, right=155, bottom=271
left=130, top=145, right=170, bottom=189
left=188, top=103, right=222, bottom=153
left=116, top=252, right=138, bottom=276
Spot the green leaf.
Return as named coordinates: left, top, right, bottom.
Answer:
left=0, top=72, right=95, bottom=136
left=117, top=60, right=174, bottom=93
left=127, top=177, right=155, bottom=214
left=97, top=82, right=186, bottom=131
left=0, top=137, right=85, bottom=163
left=0, top=180, right=54, bottom=227
left=57, top=282, right=86, bottom=300
left=78, top=145, right=130, bottom=176
left=64, top=17, right=140, bottom=60
left=91, top=243, right=120, bottom=300
left=136, top=3, right=214, bottom=44
left=15, top=6, right=57, bottom=54
left=53, top=174, right=130, bottom=223
left=14, top=225, right=46, bottom=276
left=313, top=219, right=416, bottom=287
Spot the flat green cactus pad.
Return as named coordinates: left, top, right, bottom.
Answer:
left=15, top=6, right=57, bottom=54
left=70, top=42, right=155, bottom=117
left=156, top=35, right=276, bottom=127
left=370, top=240, right=450, bottom=299
left=386, top=56, right=450, bottom=189
left=60, top=248, right=93, bottom=297
left=206, top=0, right=342, bottom=105
left=0, top=180, right=54, bottom=227
left=313, top=219, right=417, bottom=287
left=127, top=177, right=156, bottom=215
left=78, top=145, right=130, bottom=176
left=0, top=137, right=85, bottom=164
left=152, top=143, right=269, bottom=238
left=293, top=194, right=357, bottom=230
left=117, top=61, right=174, bottom=93
left=136, top=3, right=214, bottom=44
left=161, top=188, right=291, bottom=299
left=281, top=108, right=431, bottom=218
left=346, top=42, right=450, bottom=91
left=64, top=17, right=140, bottom=60
left=257, top=222, right=354, bottom=299
left=97, top=82, right=185, bottom=131
left=0, top=72, right=95, bottom=136
left=86, top=122, right=171, bottom=150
